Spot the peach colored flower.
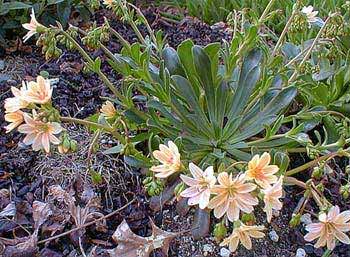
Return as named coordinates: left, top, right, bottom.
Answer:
left=220, top=223, right=265, bottom=252
left=4, top=85, right=29, bottom=113
left=17, top=114, right=62, bottom=153
left=302, top=6, right=319, bottom=23
left=100, top=101, right=116, bottom=119
left=180, top=163, right=216, bottom=209
left=23, top=76, right=52, bottom=104
left=4, top=111, right=24, bottom=133
left=22, top=9, right=44, bottom=42
left=262, top=176, right=284, bottom=223
left=304, top=206, right=350, bottom=250
left=103, top=0, right=114, bottom=8
left=208, top=172, right=258, bottom=222
left=245, top=152, right=279, bottom=189
left=150, top=141, right=182, bottom=178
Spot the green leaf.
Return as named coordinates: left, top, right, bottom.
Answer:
left=103, top=144, right=124, bottom=154
left=162, top=47, right=185, bottom=76
left=226, top=49, right=262, bottom=123
left=124, top=155, right=151, bottom=168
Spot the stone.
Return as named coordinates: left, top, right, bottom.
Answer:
left=296, top=248, right=307, bottom=257
left=203, top=244, right=214, bottom=253
left=301, top=213, right=312, bottom=225
left=220, top=247, right=231, bottom=257
left=269, top=229, right=279, bottom=242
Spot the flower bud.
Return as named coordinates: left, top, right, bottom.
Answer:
left=213, top=222, right=227, bottom=243
left=340, top=184, right=350, bottom=200
left=70, top=140, right=78, bottom=152
left=289, top=213, right=301, bottom=227
left=312, top=167, right=323, bottom=179
left=174, top=182, right=185, bottom=198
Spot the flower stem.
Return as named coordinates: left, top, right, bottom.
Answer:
left=285, top=152, right=338, bottom=176
left=60, top=116, right=125, bottom=144
left=59, top=30, right=122, bottom=100
left=322, top=249, right=332, bottom=257
left=271, top=4, right=299, bottom=58
left=258, top=0, right=276, bottom=25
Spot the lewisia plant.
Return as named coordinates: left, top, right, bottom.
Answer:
left=152, top=144, right=284, bottom=253
left=3, top=76, right=62, bottom=153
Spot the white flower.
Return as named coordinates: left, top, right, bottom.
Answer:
left=302, top=6, right=319, bottom=24
left=22, top=9, right=44, bottom=42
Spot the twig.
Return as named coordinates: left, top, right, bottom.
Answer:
left=37, top=199, right=135, bottom=245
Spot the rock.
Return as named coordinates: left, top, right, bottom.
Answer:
left=220, top=247, right=231, bottom=257
left=301, top=213, right=312, bottom=225
left=296, top=248, right=307, bottom=257
left=203, top=244, right=214, bottom=253
left=269, top=229, right=279, bottom=242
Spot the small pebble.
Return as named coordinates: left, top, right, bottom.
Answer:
left=296, top=248, right=307, bottom=257
left=269, top=230, right=279, bottom=242
left=301, top=213, right=312, bottom=225
left=220, top=247, right=231, bottom=257
left=203, top=244, right=214, bottom=253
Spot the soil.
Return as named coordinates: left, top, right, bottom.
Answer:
left=1, top=5, right=350, bottom=257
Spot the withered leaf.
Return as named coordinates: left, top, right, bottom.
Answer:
left=108, top=219, right=178, bottom=257
left=32, top=201, right=52, bottom=231
left=2, top=233, right=38, bottom=257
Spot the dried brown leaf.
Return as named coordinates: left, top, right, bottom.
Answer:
left=108, top=219, right=177, bottom=257
left=32, top=201, right=52, bottom=231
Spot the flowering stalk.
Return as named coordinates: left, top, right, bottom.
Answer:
left=285, top=152, right=339, bottom=176
left=288, top=15, right=333, bottom=84
left=257, top=0, right=277, bottom=25
left=60, top=116, right=125, bottom=144
left=57, top=29, right=124, bottom=99
left=271, top=3, right=300, bottom=58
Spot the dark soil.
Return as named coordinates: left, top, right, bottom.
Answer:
left=1, top=5, right=350, bottom=257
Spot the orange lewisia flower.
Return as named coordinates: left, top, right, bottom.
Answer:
left=208, top=172, right=258, bottom=222
left=23, top=76, right=52, bottom=104
left=4, top=85, right=29, bottom=113
left=18, top=114, right=62, bottom=153
left=100, top=101, right=117, bottom=119
left=304, top=206, right=350, bottom=250
left=262, top=176, right=284, bottom=223
left=150, top=141, right=182, bottom=178
left=220, top=223, right=265, bottom=252
left=245, top=152, right=279, bottom=189
left=4, top=111, right=24, bottom=133
left=180, top=163, right=216, bottom=209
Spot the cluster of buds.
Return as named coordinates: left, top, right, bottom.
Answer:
left=58, top=132, right=78, bottom=154
left=57, top=25, right=79, bottom=51
left=4, top=76, right=63, bottom=153
left=312, top=161, right=325, bottom=179
left=298, top=61, right=313, bottom=74
left=89, top=0, right=100, bottom=10
left=306, top=142, right=320, bottom=159
left=37, top=30, right=62, bottom=60
left=322, top=13, right=346, bottom=38
left=82, top=21, right=110, bottom=50
left=143, top=176, right=164, bottom=196
left=289, top=11, right=309, bottom=34
left=151, top=142, right=284, bottom=253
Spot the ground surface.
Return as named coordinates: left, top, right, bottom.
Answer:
left=1, top=6, right=350, bottom=257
